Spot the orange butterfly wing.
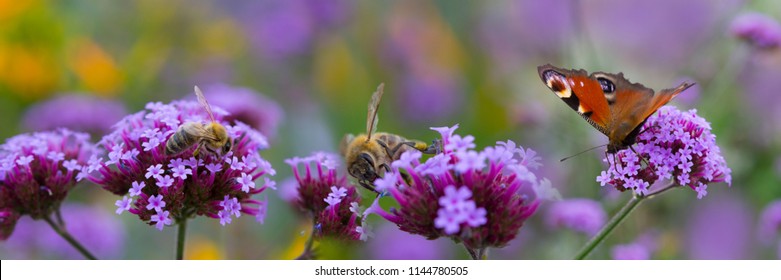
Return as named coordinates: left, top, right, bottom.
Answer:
left=538, top=64, right=694, bottom=152
left=604, top=73, right=693, bottom=144
left=538, top=65, right=611, bottom=135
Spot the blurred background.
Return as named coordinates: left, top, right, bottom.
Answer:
left=1, top=0, right=780, bottom=259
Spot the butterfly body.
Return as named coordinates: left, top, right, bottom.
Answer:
left=537, top=64, right=694, bottom=153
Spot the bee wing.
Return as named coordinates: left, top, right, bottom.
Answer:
left=194, top=85, right=216, bottom=122
left=182, top=122, right=219, bottom=141
left=339, top=134, right=355, bottom=157
left=365, top=83, right=384, bottom=141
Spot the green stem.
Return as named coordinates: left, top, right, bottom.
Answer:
left=463, top=245, right=488, bottom=260
left=296, top=219, right=317, bottom=260
left=574, top=195, right=645, bottom=260
left=176, top=218, right=188, bottom=260
left=42, top=215, right=97, bottom=260
left=574, top=182, right=678, bottom=259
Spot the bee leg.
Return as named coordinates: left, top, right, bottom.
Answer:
left=193, top=141, right=204, bottom=157
left=358, top=180, right=380, bottom=194
left=375, top=139, right=393, bottom=158
left=379, top=140, right=421, bottom=159
left=379, top=163, right=391, bottom=172
left=423, top=139, right=442, bottom=154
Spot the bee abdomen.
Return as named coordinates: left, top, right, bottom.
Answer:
left=165, top=126, right=196, bottom=155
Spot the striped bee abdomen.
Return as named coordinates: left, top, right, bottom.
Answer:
left=165, top=124, right=198, bottom=155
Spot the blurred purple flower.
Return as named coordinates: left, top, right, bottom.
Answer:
left=672, top=77, right=701, bottom=107
left=397, top=72, right=463, bottom=123
left=778, top=242, right=781, bottom=259
left=366, top=223, right=449, bottom=260
left=685, top=192, right=752, bottom=259
left=610, top=232, right=658, bottom=260
left=730, top=12, right=781, bottom=50
left=740, top=57, right=781, bottom=138
left=242, top=1, right=313, bottom=59
left=597, top=106, right=731, bottom=197
left=476, top=0, right=575, bottom=75
left=303, top=0, right=353, bottom=28
left=199, top=84, right=283, bottom=140
left=366, top=125, right=547, bottom=256
left=22, top=94, right=127, bottom=136
left=0, top=129, right=99, bottom=240
left=87, top=99, right=275, bottom=231
left=277, top=177, right=300, bottom=205
left=1, top=203, right=125, bottom=259
left=583, top=0, right=740, bottom=70
left=233, top=0, right=352, bottom=61
left=285, top=151, right=362, bottom=241
left=545, top=199, right=606, bottom=236
left=758, top=200, right=781, bottom=244
left=611, top=243, right=651, bottom=260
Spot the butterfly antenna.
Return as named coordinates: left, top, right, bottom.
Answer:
left=560, top=144, right=608, bottom=162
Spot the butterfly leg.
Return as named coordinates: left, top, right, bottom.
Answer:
left=629, top=145, right=650, bottom=167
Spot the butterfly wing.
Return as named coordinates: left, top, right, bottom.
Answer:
left=538, top=64, right=611, bottom=136
left=365, top=83, right=384, bottom=141
left=605, top=73, right=693, bottom=144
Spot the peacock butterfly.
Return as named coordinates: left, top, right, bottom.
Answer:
left=537, top=64, right=694, bottom=153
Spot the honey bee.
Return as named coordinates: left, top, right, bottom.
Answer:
left=340, top=83, right=438, bottom=193
left=165, top=86, right=233, bottom=157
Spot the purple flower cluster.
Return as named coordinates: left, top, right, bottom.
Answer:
left=730, top=12, right=781, bottom=50
left=87, top=100, right=275, bottom=231
left=596, top=106, right=731, bottom=198
left=199, top=84, right=284, bottom=140
left=285, top=152, right=362, bottom=241
left=0, top=129, right=99, bottom=240
left=367, top=125, right=546, bottom=251
left=545, top=199, right=607, bottom=236
left=22, top=94, right=128, bottom=136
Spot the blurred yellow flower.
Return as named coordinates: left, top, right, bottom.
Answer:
left=387, top=2, right=467, bottom=73
left=67, top=39, right=124, bottom=97
left=0, top=44, right=60, bottom=99
left=278, top=221, right=315, bottom=260
left=185, top=236, right=224, bottom=260
left=313, top=35, right=369, bottom=102
left=0, top=0, right=34, bottom=21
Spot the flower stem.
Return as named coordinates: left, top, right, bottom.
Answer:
left=464, top=245, right=488, bottom=260
left=42, top=215, right=97, bottom=260
left=574, top=195, right=645, bottom=259
left=176, top=218, right=188, bottom=260
left=574, top=182, right=677, bottom=259
left=296, top=219, right=317, bottom=260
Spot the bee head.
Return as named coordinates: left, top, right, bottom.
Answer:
left=349, top=153, right=379, bottom=182
left=222, top=137, right=233, bottom=155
